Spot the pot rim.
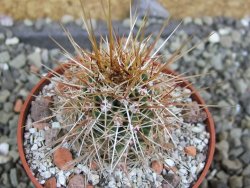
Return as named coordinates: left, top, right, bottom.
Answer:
left=17, top=63, right=215, bottom=188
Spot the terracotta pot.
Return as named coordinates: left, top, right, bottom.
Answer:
left=17, top=63, right=215, bottom=188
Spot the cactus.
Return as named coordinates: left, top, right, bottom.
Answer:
left=42, top=1, right=208, bottom=176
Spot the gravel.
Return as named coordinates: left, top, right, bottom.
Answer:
left=9, top=53, right=26, bottom=68
left=0, top=13, right=250, bottom=187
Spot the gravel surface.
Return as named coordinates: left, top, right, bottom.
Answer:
left=0, top=15, right=250, bottom=188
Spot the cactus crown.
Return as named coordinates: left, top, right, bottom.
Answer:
left=44, top=1, right=204, bottom=173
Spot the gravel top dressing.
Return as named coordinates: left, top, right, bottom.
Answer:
left=23, top=78, right=209, bottom=187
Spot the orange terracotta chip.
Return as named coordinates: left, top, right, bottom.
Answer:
left=53, top=148, right=74, bottom=170
left=44, top=177, right=56, bottom=188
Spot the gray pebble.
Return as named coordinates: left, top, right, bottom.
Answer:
left=231, top=30, right=242, bottom=43
left=0, top=90, right=10, bottom=103
left=216, top=170, right=229, bottom=184
left=242, top=135, right=250, bottom=150
left=233, top=79, right=248, bottom=94
left=216, top=140, right=229, bottom=159
left=10, top=168, right=18, bottom=187
left=34, top=19, right=44, bottom=31
left=243, top=177, right=250, bottom=187
left=27, top=51, right=42, bottom=68
left=0, top=111, right=13, bottom=124
left=3, top=102, right=13, bottom=113
left=5, top=37, right=19, bottom=45
left=0, top=33, right=5, bottom=43
left=9, top=53, right=26, bottom=68
left=211, top=54, right=223, bottom=71
left=0, top=51, right=10, bottom=64
left=61, top=15, right=74, bottom=24
left=242, top=165, right=250, bottom=176
left=220, top=35, right=233, bottom=48
left=228, top=176, right=243, bottom=188
left=203, top=16, right=213, bottom=25
left=222, top=159, right=243, bottom=171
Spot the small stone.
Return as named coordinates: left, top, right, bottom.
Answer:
left=3, top=102, right=13, bottom=112
left=230, top=128, right=242, bottom=138
left=203, top=16, right=213, bottom=25
left=242, top=135, right=250, bottom=150
left=219, top=28, right=231, bottom=35
left=151, top=160, right=163, bottom=174
left=24, top=19, right=33, bottom=26
left=14, top=99, right=23, bottom=112
left=51, top=122, right=61, bottom=129
left=8, top=150, right=19, bottom=162
left=45, top=129, right=59, bottom=146
left=209, top=179, right=228, bottom=188
left=0, top=15, right=13, bottom=27
left=231, top=30, right=242, bottom=43
left=165, top=159, right=175, bottom=167
left=216, top=140, right=229, bottom=159
left=31, top=144, right=38, bottom=151
left=86, top=185, right=94, bottom=188
left=44, top=177, right=56, bottom=188
left=0, top=89, right=10, bottom=103
left=0, top=33, right=5, bottom=42
left=5, top=37, right=19, bottom=45
left=240, top=151, right=250, bottom=164
left=211, top=54, right=223, bottom=71
left=183, top=17, right=192, bottom=24
left=34, top=19, right=44, bottom=31
left=122, top=19, right=130, bottom=28
left=41, top=49, right=49, bottom=63
left=242, top=165, right=250, bottom=176
left=58, top=174, right=66, bottom=186
left=222, top=159, right=243, bottom=171
left=30, top=97, right=52, bottom=122
left=243, top=177, right=250, bottom=187
left=0, top=155, right=11, bottom=164
left=220, top=36, right=233, bottom=48
left=241, top=17, right=249, bottom=27
left=9, top=53, right=26, bottom=68
left=191, top=126, right=203, bottom=133
left=28, top=51, right=42, bottom=68
left=30, top=64, right=40, bottom=73
left=61, top=15, right=74, bottom=24
left=0, top=51, right=10, bottom=64
left=233, top=79, right=248, bottom=94
left=41, top=171, right=52, bottom=179
left=182, top=102, right=207, bottom=123
left=209, top=32, right=220, bottom=43
left=0, top=143, right=9, bottom=155
left=229, top=176, right=243, bottom=188
left=89, top=174, right=99, bottom=185
left=53, top=148, right=73, bottom=170
left=10, top=168, right=18, bottom=187
left=163, top=174, right=180, bottom=187
left=184, top=146, right=197, bottom=157
left=194, top=18, right=203, bottom=25
left=216, top=170, right=229, bottom=183
left=0, top=111, right=12, bottom=124
left=33, top=122, right=50, bottom=130
left=68, top=175, right=85, bottom=188
left=89, top=161, right=99, bottom=170
left=29, top=128, right=37, bottom=134
left=229, top=147, right=244, bottom=158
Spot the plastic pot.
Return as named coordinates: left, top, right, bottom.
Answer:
left=17, top=63, right=215, bottom=188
